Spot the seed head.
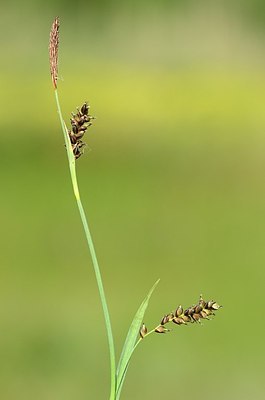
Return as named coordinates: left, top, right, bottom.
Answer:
left=49, top=17, right=60, bottom=89
left=139, top=295, right=221, bottom=339
left=154, top=295, right=221, bottom=334
left=67, top=102, right=94, bottom=160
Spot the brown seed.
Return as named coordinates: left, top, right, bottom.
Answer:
left=211, top=302, right=221, bottom=310
left=184, top=306, right=195, bottom=316
left=206, top=300, right=215, bottom=309
left=200, top=310, right=209, bottom=319
left=139, top=323, right=148, bottom=338
left=173, top=317, right=185, bottom=325
left=195, top=305, right=203, bottom=314
left=182, top=315, right=191, bottom=323
left=192, top=313, right=201, bottom=322
left=78, top=116, right=87, bottom=124
left=73, top=141, right=86, bottom=159
left=74, top=115, right=81, bottom=124
left=169, top=312, right=175, bottom=321
left=155, top=325, right=169, bottom=333
left=72, top=125, right=78, bottom=134
left=81, top=103, right=89, bottom=115
left=199, top=295, right=206, bottom=308
left=75, top=130, right=86, bottom=139
left=69, top=134, right=77, bottom=144
left=175, top=305, right=183, bottom=317
left=161, top=315, right=170, bottom=325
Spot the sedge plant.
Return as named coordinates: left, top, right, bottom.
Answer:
left=49, top=17, right=221, bottom=400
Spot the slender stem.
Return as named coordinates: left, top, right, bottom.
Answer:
left=116, top=329, right=157, bottom=399
left=54, top=89, right=116, bottom=399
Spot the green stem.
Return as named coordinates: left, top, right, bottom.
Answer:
left=116, top=330, right=156, bottom=399
left=54, top=89, right=116, bottom=400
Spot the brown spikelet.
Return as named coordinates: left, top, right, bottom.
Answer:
left=155, top=325, right=170, bottom=334
left=49, top=17, right=60, bottom=89
left=139, top=323, right=148, bottom=338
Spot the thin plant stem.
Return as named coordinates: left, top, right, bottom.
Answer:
left=115, top=329, right=156, bottom=399
left=54, top=89, right=116, bottom=400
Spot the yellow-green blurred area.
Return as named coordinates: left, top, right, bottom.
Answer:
left=1, top=0, right=265, bottom=399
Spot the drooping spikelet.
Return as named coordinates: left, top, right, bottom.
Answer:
left=68, top=102, right=94, bottom=159
left=49, top=17, right=60, bottom=89
left=139, top=295, right=222, bottom=338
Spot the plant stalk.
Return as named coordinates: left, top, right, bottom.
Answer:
left=54, top=89, right=116, bottom=399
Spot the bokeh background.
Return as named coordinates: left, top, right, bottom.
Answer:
left=1, top=0, right=265, bottom=399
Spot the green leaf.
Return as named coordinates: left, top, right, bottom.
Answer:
left=116, top=279, right=160, bottom=398
left=63, top=120, right=75, bottom=165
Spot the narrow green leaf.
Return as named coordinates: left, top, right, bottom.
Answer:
left=116, top=279, right=160, bottom=398
left=62, top=120, right=75, bottom=165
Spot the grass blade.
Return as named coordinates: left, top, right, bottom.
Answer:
left=116, top=279, right=160, bottom=398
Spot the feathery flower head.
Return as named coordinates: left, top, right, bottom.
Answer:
left=49, top=16, right=60, bottom=89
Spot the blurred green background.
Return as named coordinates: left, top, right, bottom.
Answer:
left=1, top=0, right=265, bottom=399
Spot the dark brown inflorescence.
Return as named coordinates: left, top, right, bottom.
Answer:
left=68, top=102, right=94, bottom=159
left=139, top=295, right=221, bottom=338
